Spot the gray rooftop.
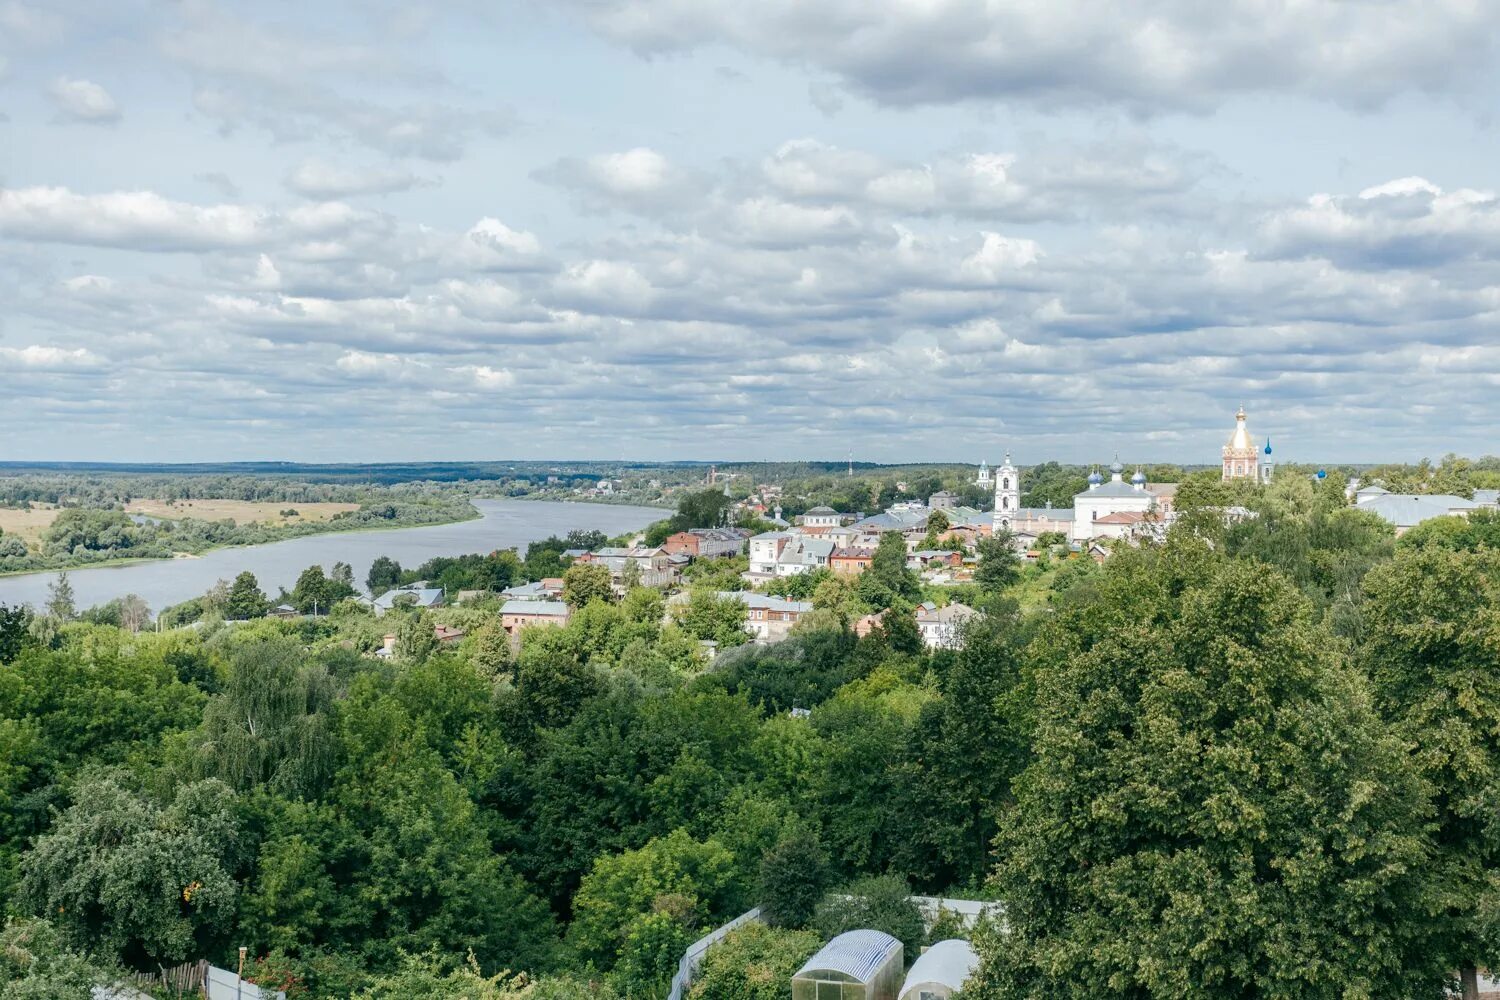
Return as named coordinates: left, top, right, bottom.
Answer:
left=500, top=600, right=569, bottom=616
left=373, top=587, right=443, bottom=610
left=1357, top=493, right=1475, bottom=528
left=718, top=591, right=813, bottom=613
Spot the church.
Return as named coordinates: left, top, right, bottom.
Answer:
left=1222, top=405, right=1275, bottom=483
left=988, top=453, right=1174, bottom=544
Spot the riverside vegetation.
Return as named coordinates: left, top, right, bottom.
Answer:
left=0, top=474, right=478, bottom=574
left=8, top=471, right=1500, bottom=997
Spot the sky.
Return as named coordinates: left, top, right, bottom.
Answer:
left=3, top=1, right=1500, bottom=466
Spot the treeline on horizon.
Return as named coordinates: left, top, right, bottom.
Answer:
left=9, top=464, right=1500, bottom=996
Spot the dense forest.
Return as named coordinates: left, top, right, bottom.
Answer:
left=7, top=464, right=1500, bottom=997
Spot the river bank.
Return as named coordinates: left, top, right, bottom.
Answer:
left=0, top=499, right=661, bottom=613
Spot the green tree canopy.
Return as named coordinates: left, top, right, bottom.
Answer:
left=974, top=547, right=1442, bottom=1000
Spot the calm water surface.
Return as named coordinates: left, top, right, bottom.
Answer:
left=0, top=499, right=662, bottom=613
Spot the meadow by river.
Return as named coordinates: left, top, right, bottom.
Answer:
left=0, top=499, right=662, bottom=613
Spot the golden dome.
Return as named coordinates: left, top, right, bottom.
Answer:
left=1226, top=405, right=1254, bottom=452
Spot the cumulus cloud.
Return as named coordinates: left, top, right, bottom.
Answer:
left=285, top=159, right=426, bottom=198
left=534, top=147, right=700, bottom=213
left=1260, top=177, right=1500, bottom=269
left=565, top=0, right=1500, bottom=112
left=0, top=186, right=384, bottom=253
left=48, top=76, right=121, bottom=123
left=0, top=343, right=105, bottom=369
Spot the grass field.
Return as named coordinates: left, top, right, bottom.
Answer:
left=123, top=499, right=360, bottom=526
left=0, top=504, right=64, bottom=545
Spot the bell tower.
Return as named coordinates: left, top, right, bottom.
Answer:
left=992, top=451, right=1020, bottom=531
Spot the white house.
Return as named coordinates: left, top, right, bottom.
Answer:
left=915, top=601, right=981, bottom=649
left=747, top=531, right=837, bottom=579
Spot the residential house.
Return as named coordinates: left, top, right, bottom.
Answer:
left=909, top=549, right=963, bottom=570
left=915, top=601, right=980, bottom=649
left=746, top=532, right=836, bottom=580
left=720, top=591, right=814, bottom=642
left=266, top=603, right=299, bottom=619
left=500, top=579, right=565, bottom=600
left=799, top=506, right=849, bottom=532
left=578, top=546, right=678, bottom=587
left=372, top=585, right=445, bottom=615
left=830, top=545, right=876, bottom=575
left=1091, top=510, right=1149, bottom=540
left=500, top=600, right=572, bottom=636
left=1355, top=491, right=1480, bottom=535
left=661, top=527, right=751, bottom=559
left=928, top=490, right=959, bottom=510
left=376, top=624, right=467, bottom=659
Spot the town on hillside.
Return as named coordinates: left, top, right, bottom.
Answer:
left=356, top=406, right=1500, bottom=656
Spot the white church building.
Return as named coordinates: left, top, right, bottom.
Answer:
left=988, top=453, right=1175, bottom=544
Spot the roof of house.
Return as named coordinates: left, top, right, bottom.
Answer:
left=719, top=591, right=813, bottom=614
left=1357, top=493, right=1476, bottom=528
left=916, top=602, right=980, bottom=624
left=1475, top=489, right=1500, bottom=505
left=500, top=600, right=570, bottom=617
left=691, top=527, right=752, bottom=540
left=805, top=505, right=839, bottom=515
left=852, top=509, right=929, bottom=532
left=1095, top=511, right=1147, bottom=524
left=796, top=930, right=902, bottom=983
left=1011, top=506, right=1075, bottom=521
left=373, top=587, right=443, bottom=610
left=500, top=581, right=552, bottom=599
left=562, top=548, right=589, bottom=557
left=900, top=939, right=979, bottom=998
left=831, top=545, right=877, bottom=559
left=593, top=546, right=664, bottom=558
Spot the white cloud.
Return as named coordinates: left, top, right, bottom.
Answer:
left=334, top=349, right=419, bottom=379
left=0, top=186, right=381, bottom=253
left=0, top=344, right=105, bottom=369
left=285, top=159, right=425, bottom=198
left=567, top=0, right=1500, bottom=112
left=48, top=77, right=121, bottom=124
left=1261, top=178, right=1500, bottom=268
left=453, top=364, right=515, bottom=389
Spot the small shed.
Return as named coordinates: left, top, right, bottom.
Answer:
left=898, top=940, right=978, bottom=1000
left=792, top=930, right=903, bottom=1000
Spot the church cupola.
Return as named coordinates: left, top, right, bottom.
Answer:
left=1087, top=468, right=1103, bottom=489
left=1131, top=468, right=1147, bottom=490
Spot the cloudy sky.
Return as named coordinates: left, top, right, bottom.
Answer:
left=3, top=1, right=1500, bottom=465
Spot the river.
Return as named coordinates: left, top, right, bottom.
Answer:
left=0, top=499, right=664, bottom=613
